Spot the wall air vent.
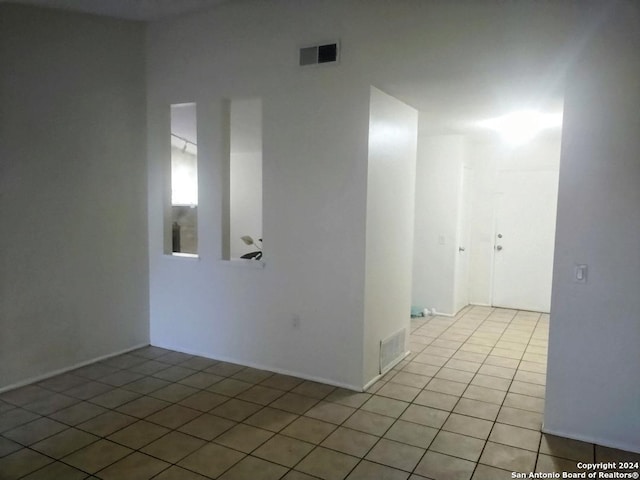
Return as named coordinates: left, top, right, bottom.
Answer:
left=379, top=328, right=408, bottom=375
left=299, top=42, right=339, bottom=66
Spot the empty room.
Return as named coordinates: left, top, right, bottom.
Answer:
left=1, top=1, right=639, bottom=479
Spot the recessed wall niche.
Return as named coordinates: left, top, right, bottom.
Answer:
left=227, top=98, right=263, bottom=260
left=170, top=103, right=198, bottom=256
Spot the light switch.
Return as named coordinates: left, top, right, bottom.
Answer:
left=574, top=264, right=588, bottom=283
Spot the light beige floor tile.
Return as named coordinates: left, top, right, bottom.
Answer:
left=116, top=396, right=171, bottom=418
left=20, top=460, right=88, bottom=480
left=22, top=392, right=80, bottom=415
left=489, top=423, right=541, bottom=451
left=4, top=417, right=68, bottom=445
left=413, top=390, right=459, bottom=411
left=343, top=410, right=395, bottom=436
left=178, top=443, right=245, bottom=478
left=360, top=396, right=409, bottom=418
left=178, top=390, right=228, bottom=411
left=453, top=398, right=500, bottom=421
left=539, top=434, right=594, bottom=462
left=463, top=385, right=507, bottom=405
left=149, top=383, right=199, bottom=403
left=236, top=385, right=285, bottom=405
left=121, top=377, right=171, bottom=395
left=376, top=382, right=421, bottom=402
left=321, top=426, right=378, bottom=457
left=304, top=401, right=356, bottom=425
left=179, top=372, right=224, bottom=389
left=536, top=453, right=584, bottom=473
left=207, top=378, right=254, bottom=397
left=291, top=381, right=336, bottom=400
left=63, top=439, right=132, bottom=473
left=471, top=374, right=511, bottom=391
left=366, top=438, right=425, bottom=471
left=0, top=436, right=22, bottom=458
left=49, top=401, right=106, bottom=426
left=270, top=392, right=320, bottom=414
left=346, top=459, right=409, bottom=480
left=107, top=419, right=169, bottom=449
left=97, top=451, right=170, bottom=480
left=219, top=455, right=288, bottom=480
left=281, top=416, right=337, bottom=443
left=434, top=368, right=475, bottom=384
left=509, top=381, right=546, bottom=398
left=426, top=378, right=467, bottom=396
left=497, top=406, right=543, bottom=431
left=472, top=464, right=513, bottom=480
left=31, top=427, right=98, bottom=458
left=399, top=404, right=449, bottom=428
left=231, top=368, right=274, bottom=384
left=415, top=451, right=476, bottom=480
left=253, top=434, right=314, bottom=467
left=245, top=407, right=298, bottom=432
left=384, top=419, right=437, bottom=448
left=595, top=445, right=640, bottom=463
left=211, top=398, right=264, bottom=421
left=89, top=388, right=140, bottom=409
left=479, top=441, right=536, bottom=471
left=388, top=372, right=430, bottom=389
left=260, top=374, right=304, bottom=391
left=178, top=413, right=236, bottom=440
left=153, top=465, right=210, bottom=480
left=141, top=431, right=205, bottom=463
left=0, top=448, right=53, bottom=479
left=146, top=404, right=201, bottom=429
left=429, top=430, right=485, bottom=462
left=214, top=423, right=274, bottom=453
left=503, top=393, right=544, bottom=413
left=296, top=446, right=359, bottom=480
left=76, top=410, right=137, bottom=437
left=442, top=413, right=493, bottom=439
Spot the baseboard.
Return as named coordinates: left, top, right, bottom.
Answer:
left=542, top=425, right=640, bottom=455
left=0, top=343, right=149, bottom=394
left=432, top=311, right=455, bottom=317
left=150, top=342, right=364, bottom=393
left=363, top=350, right=411, bottom=392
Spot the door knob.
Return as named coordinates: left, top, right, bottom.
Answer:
left=496, top=245, right=503, bottom=251
left=459, top=247, right=465, bottom=252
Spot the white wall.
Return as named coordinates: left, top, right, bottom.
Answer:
left=363, top=87, right=417, bottom=384
left=544, top=0, right=640, bottom=453
left=412, top=135, right=465, bottom=315
left=0, top=5, right=148, bottom=389
left=146, top=1, right=371, bottom=388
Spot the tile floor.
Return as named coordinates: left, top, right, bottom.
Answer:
left=1, top=306, right=639, bottom=480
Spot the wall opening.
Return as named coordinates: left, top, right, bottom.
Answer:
left=226, top=98, right=263, bottom=261
left=169, top=103, right=198, bottom=256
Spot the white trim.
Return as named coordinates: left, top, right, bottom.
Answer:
left=541, top=425, right=640, bottom=455
left=364, top=350, right=411, bottom=391
left=469, top=302, right=492, bottom=307
left=150, top=342, right=362, bottom=392
left=432, top=311, right=455, bottom=317
left=0, top=343, right=149, bottom=394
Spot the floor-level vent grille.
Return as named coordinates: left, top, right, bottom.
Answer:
left=379, top=328, right=407, bottom=374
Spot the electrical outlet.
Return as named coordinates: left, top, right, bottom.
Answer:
left=292, top=315, right=301, bottom=328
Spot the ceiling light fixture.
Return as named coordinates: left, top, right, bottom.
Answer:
left=479, top=110, right=563, bottom=146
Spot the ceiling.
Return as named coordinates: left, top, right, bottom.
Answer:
left=0, top=0, right=229, bottom=21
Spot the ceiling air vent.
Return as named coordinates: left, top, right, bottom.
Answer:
left=299, top=42, right=339, bottom=66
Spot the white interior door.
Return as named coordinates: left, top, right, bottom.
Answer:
left=492, top=169, right=559, bottom=312
left=454, top=166, right=472, bottom=313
